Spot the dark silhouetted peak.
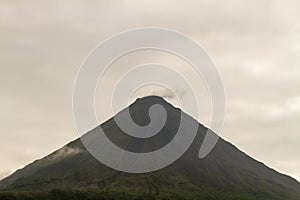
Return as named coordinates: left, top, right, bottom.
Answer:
left=1, top=95, right=300, bottom=200
left=132, top=95, right=174, bottom=108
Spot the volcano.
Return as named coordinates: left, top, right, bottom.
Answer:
left=0, top=96, right=299, bottom=200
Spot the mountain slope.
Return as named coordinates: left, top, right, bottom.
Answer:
left=0, top=96, right=299, bottom=200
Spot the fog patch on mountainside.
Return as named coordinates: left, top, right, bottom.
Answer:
left=47, top=147, right=83, bottom=160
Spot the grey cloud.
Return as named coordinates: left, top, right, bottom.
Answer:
left=150, top=88, right=187, bottom=100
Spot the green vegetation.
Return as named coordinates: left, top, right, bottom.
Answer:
left=0, top=188, right=283, bottom=200
left=0, top=170, right=297, bottom=200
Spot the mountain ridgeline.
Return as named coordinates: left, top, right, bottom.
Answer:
left=0, top=96, right=299, bottom=200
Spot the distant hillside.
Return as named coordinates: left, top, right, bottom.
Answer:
left=1, top=96, right=299, bottom=200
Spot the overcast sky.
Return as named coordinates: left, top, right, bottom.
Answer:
left=0, top=0, right=300, bottom=181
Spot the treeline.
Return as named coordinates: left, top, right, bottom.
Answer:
left=0, top=188, right=202, bottom=200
